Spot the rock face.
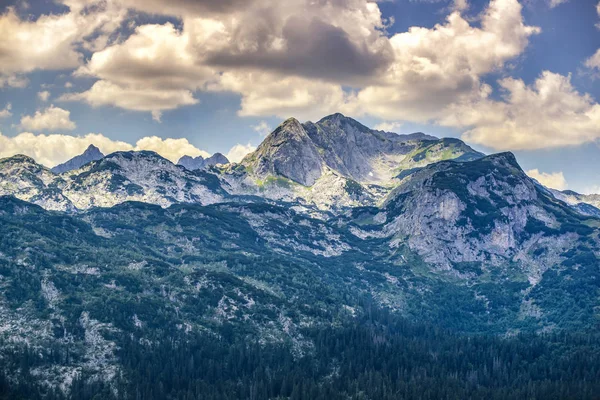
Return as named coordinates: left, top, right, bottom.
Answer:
left=205, top=152, right=229, bottom=167
left=51, top=144, right=105, bottom=174
left=178, top=155, right=205, bottom=170
left=59, top=151, right=226, bottom=209
left=243, top=118, right=324, bottom=186
left=379, top=152, right=586, bottom=282
left=178, top=153, right=230, bottom=171
left=242, top=113, right=483, bottom=187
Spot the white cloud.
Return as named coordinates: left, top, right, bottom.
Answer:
left=0, top=2, right=126, bottom=85
left=526, top=169, right=567, bottom=190
left=0, top=132, right=132, bottom=167
left=0, top=0, right=574, bottom=153
left=61, top=80, right=198, bottom=114
left=134, top=136, right=209, bottom=161
left=0, top=131, right=212, bottom=167
left=65, top=82, right=73, bottom=88
left=548, top=0, right=568, bottom=8
left=67, top=23, right=212, bottom=118
left=585, top=49, right=600, bottom=71
left=252, top=121, right=272, bottom=137
left=37, top=91, right=51, bottom=102
left=211, top=71, right=352, bottom=121
left=374, top=121, right=403, bottom=132
left=444, top=71, right=600, bottom=150
left=19, top=105, right=77, bottom=131
left=453, top=0, right=469, bottom=11
left=0, top=74, right=28, bottom=88
left=350, top=0, right=540, bottom=122
left=226, top=143, right=256, bottom=163
left=0, top=104, right=12, bottom=119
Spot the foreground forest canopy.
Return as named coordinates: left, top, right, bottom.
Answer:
left=2, top=313, right=600, bottom=400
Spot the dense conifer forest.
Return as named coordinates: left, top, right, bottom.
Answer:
left=2, top=310, right=599, bottom=400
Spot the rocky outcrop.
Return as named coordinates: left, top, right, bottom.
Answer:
left=242, top=118, right=325, bottom=186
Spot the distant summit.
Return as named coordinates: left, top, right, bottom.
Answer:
left=178, top=155, right=205, bottom=171
left=178, top=153, right=229, bottom=171
left=51, top=144, right=104, bottom=174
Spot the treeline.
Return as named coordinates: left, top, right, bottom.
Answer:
left=2, top=311, right=600, bottom=399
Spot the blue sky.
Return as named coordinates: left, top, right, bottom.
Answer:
left=1, top=0, right=600, bottom=192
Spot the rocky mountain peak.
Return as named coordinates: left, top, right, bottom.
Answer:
left=240, top=113, right=484, bottom=190
left=51, top=144, right=105, bottom=174
left=84, top=144, right=102, bottom=157
left=243, top=117, right=324, bottom=186
left=178, top=153, right=229, bottom=171
left=205, top=153, right=229, bottom=167
left=485, top=151, right=521, bottom=169
left=178, top=155, right=205, bottom=170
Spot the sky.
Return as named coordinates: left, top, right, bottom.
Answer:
left=0, top=0, right=600, bottom=193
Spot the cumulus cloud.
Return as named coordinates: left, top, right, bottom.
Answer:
left=0, top=2, right=126, bottom=84
left=374, top=121, right=403, bottom=132
left=211, top=71, right=352, bottom=121
left=526, top=169, right=567, bottom=190
left=19, top=105, right=77, bottom=131
left=585, top=49, right=600, bottom=72
left=444, top=71, right=600, bottom=150
left=38, top=91, right=51, bottom=102
left=67, top=23, right=211, bottom=117
left=198, top=0, right=393, bottom=84
left=0, top=74, right=28, bottom=88
left=0, top=104, right=12, bottom=119
left=134, top=136, right=210, bottom=161
left=350, top=0, right=540, bottom=122
left=226, top=143, right=256, bottom=163
left=3, top=0, right=583, bottom=153
left=0, top=132, right=132, bottom=167
left=61, top=80, right=198, bottom=116
left=119, top=0, right=253, bottom=17
left=0, top=131, right=212, bottom=167
left=252, top=121, right=272, bottom=137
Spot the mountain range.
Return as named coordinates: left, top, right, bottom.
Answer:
left=0, top=114, right=599, bottom=398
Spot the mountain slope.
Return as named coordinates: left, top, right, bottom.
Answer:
left=0, top=155, right=76, bottom=212
left=51, top=144, right=105, bottom=174
left=548, top=188, right=600, bottom=216
left=345, top=152, right=600, bottom=330
left=59, top=151, right=227, bottom=209
left=0, top=148, right=599, bottom=395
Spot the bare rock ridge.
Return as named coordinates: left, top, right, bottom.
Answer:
left=51, top=144, right=104, bottom=174
left=178, top=153, right=229, bottom=170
